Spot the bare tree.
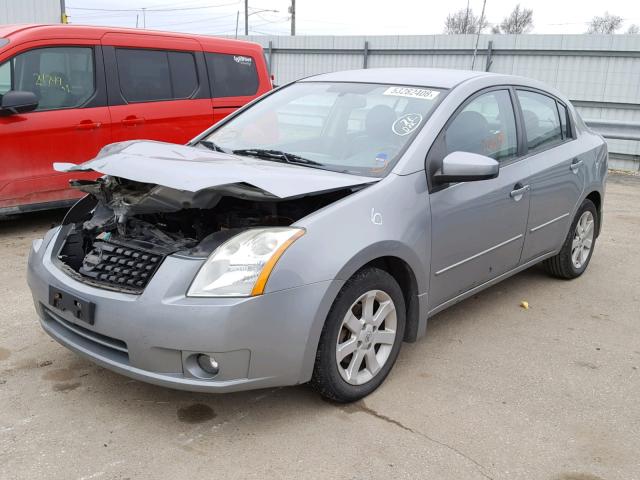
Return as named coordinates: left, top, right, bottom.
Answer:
left=493, top=4, right=534, bottom=34
left=444, top=8, right=488, bottom=34
left=587, top=12, right=623, bottom=34
left=627, top=24, right=640, bottom=34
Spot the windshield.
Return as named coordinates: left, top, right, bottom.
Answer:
left=202, top=82, right=445, bottom=177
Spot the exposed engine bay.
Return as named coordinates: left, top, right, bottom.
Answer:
left=56, top=176, right=357, bottom=293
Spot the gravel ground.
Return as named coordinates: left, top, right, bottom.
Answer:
left=1, top=173, right=639, bottom=480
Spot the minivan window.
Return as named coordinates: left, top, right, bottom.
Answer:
left=203, top=82, right=444, bottom=177
left=445, top=89, right=517, bottom=163
left=206, top=52, right=259, bottom=97
left=0, top=60, right=9, bottom=95
left=116, top=48, right=198, bottom=103
left=5, top=47, right=95, bottom=110
left=517, top=90, right=562, bottom=152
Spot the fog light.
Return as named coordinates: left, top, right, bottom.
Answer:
left=197, top=354, right=219, bottom=375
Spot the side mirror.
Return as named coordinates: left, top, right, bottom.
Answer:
left=433, top=151, right=499, bottom=184
left=1, top=90, right=39, bottom=115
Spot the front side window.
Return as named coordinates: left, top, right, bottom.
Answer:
left=517, top=90, right=562, bottom=152
left=116, top=48, right=198, bottom=103
left=3, top=47, right=94, bottom=110
left=203, top=82, right=444, bottom=177
left=444, top=89, right=518, bottom=162
left=206, top=53, right=259, bottom=98
left=0, top=60, right=10, bottom=95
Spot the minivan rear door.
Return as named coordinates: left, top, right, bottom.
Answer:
left=204, top=52, right=263, bottom=124
left=102, top=33, right=213, bottom=145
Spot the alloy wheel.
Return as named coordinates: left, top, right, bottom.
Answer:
left=335, top=289, right=397, bottom=385
left=571, top=210, right=595, bottom=269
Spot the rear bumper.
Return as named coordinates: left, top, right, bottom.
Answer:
left=28, top=227, right=343, bottom=393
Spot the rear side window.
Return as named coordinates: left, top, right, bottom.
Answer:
left=205, top=53, right=259, bottom=98
left=517, top=90, right=562, bottom=152
left=444, top=89, right=518, bottom=163
left=116, top=48, right=198, bottom=103
left=557, top=102, right=570, bottom=139
left=1, top=47, right=95, bottom=110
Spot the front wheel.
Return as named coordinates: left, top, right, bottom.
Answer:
left=543, top=199, right=598, bottom=279
left=310, top=267, right=406, bottom=403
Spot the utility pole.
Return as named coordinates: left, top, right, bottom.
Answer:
left=289, top=0, right=296, bottom=36
left=235, top=11, right=239, bottom=39
left=142, top=7, right=146, bottom=28
left=244, top=0, right=249, bottom=35
left=471, top=0, right=487, bottom=70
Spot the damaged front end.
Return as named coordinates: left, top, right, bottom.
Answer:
left=55, top=175, right=357, bottom=294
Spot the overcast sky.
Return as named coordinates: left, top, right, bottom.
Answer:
left=65, top=0, right=640, bottom=36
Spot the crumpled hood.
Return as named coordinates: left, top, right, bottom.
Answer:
left=54, top=140, right=379, bottom=198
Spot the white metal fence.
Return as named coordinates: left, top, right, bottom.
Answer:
left=233, top=34, right=640, bottom=171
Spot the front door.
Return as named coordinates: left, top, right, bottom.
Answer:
left=428, top=89, right=531, bottom=310
left=0, top=44, right=110, bottom=211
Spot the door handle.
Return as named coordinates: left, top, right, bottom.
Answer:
left=570, top=158, right=583, bottom=173
left=75, top=120, right=102, bottom=130
left=121, top=116, right=145, bottom=126
left=510, top=184, right=530, bottom=201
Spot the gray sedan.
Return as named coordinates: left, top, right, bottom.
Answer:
left=27, top=68, right=607, bottom=402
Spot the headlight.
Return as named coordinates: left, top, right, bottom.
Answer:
left=187, top=227, right=304, bottom=297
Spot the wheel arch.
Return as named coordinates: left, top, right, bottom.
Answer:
left=585, top=190, right=602, bottom=237
left=333, top=242, right=428, bottom=343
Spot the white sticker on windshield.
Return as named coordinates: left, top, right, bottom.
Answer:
left=233, top=55, right=253, bottom=65
left=392, top=113, right=423, bottom=136
left=383, top=86, right=440, bottom=100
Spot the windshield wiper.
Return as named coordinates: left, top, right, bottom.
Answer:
left=232, top=148, right=324, bottom=167
left=197, top=140, right=230, bottom=153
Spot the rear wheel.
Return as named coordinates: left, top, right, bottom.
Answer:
left=311, top=267, right=406, bottom=403
left=543, top=199, right=597, bottom=279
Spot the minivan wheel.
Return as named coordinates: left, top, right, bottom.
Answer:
left=543, top=199, right=598, bottom=279
left=311, top=267, right=406, bottom=403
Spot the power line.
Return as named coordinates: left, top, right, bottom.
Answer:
left=67, top=2, right=240, bottom=13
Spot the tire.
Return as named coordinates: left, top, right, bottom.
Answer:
left=310, top=267, right=406, bottom=403
left=543, top=199, right=598, bottom=279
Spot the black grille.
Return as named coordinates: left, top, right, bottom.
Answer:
left=78, top=241, right=164, bottom=293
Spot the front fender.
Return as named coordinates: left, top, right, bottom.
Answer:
left=265, top=171, right=431, bottom=295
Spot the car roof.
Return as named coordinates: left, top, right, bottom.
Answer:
left=0, top=24, right=262, bottom=53
left=300, top=68, right=498, bottom=89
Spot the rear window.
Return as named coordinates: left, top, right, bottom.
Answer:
left=517, top=90, right=562, bottom=153
left=557, top=102, right=570, bottom=139
left=116, top=48, right=198, bottom=103
left=205, top=52, right=259, bottom=98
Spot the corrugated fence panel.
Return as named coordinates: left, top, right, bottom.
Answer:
left=0, top=0, right=60, bottom=24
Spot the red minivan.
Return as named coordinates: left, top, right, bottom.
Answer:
left=0, top=24, right=271, bottom=214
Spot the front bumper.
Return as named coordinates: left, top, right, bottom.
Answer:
left=27, top=227, right=342, bottom=393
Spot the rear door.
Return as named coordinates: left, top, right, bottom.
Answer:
left=204, top=52, right=262, bottom=124
left=515, top=89, right=586, bottom=263
left=427, top=88, right=531, bottom=310
left=0, top=42, right=110, bottom=211
left=102, top=33, right=213, bottom=144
